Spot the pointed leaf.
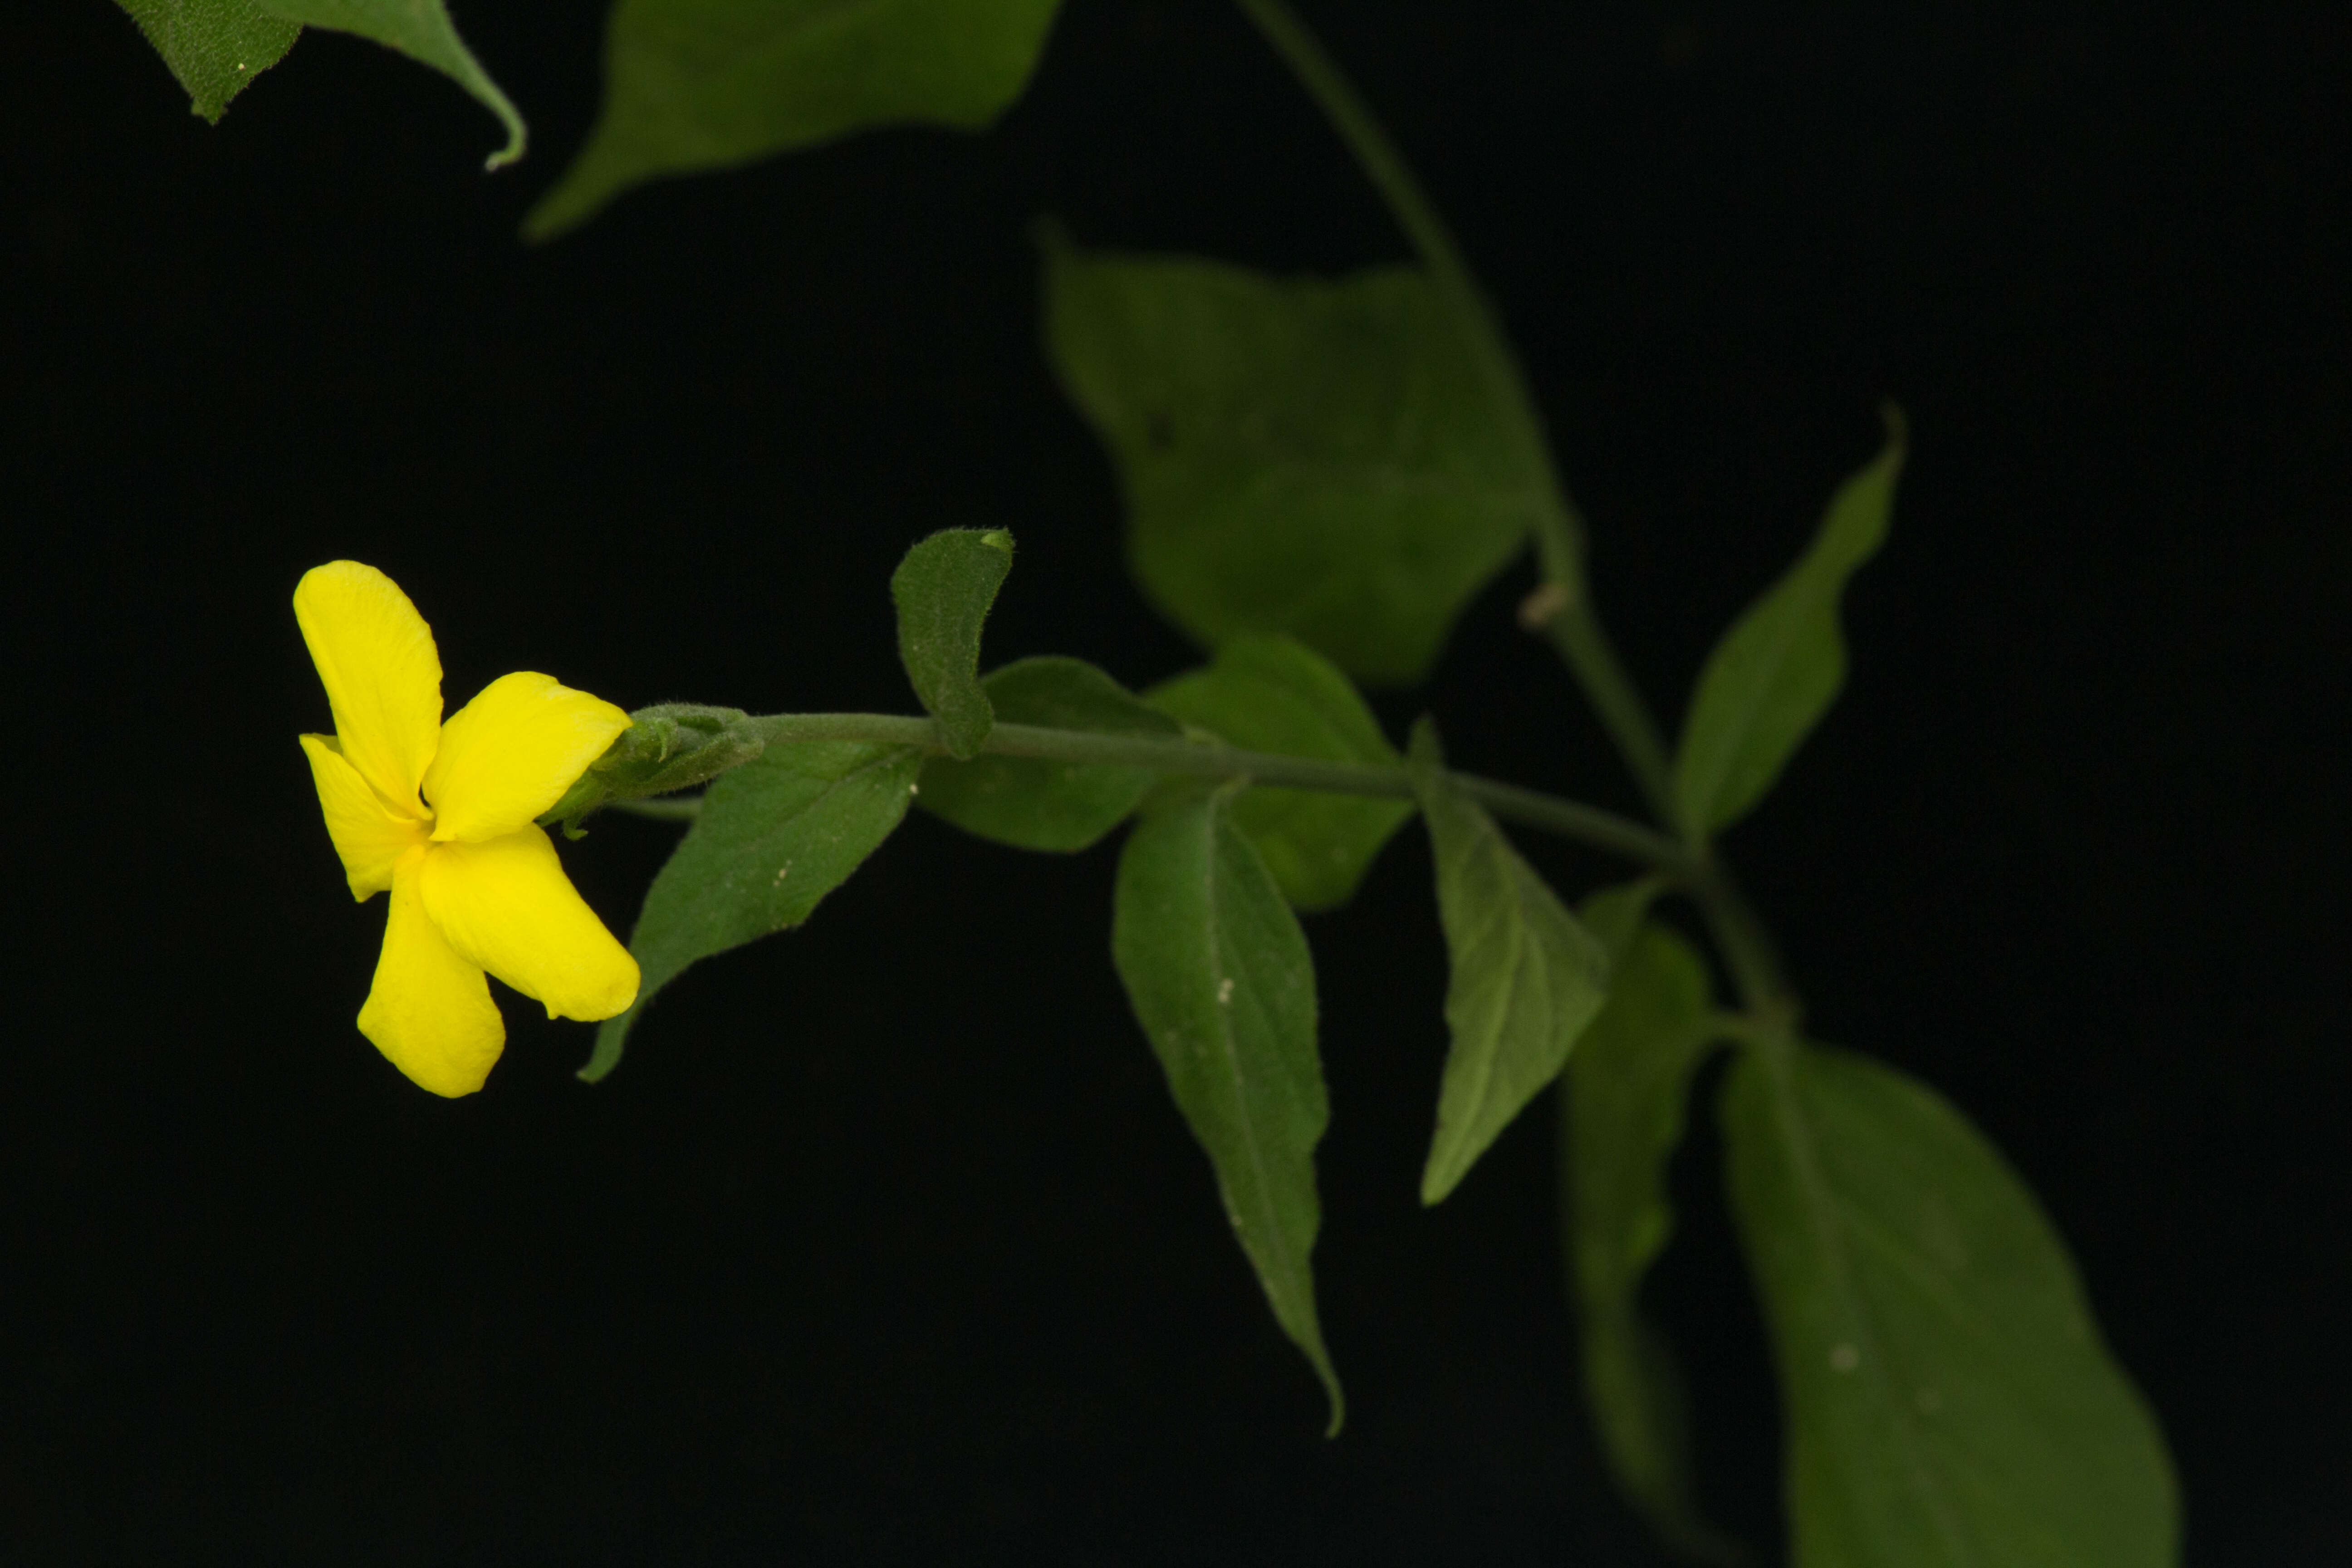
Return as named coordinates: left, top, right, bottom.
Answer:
left=526, top=0, right=1066, bottom=239
left=583, top=740, right=923, bottom=1080
left=1043, top=235, right=1531, bottom=685
left=1111, top=789, right=1342, bottom=1432
left=1147, top=635, right=1411, bottom=909
left=891, top=528, right=1014, bottom=760
left=114, top=0, right=300, bottom=122
left=1409, top=721, right=1611, bottom=1205
left=1562, top=906, right=1744, bottom=1563
left=258, top=0, right=524, bottom=167
left=1721, top=1042, right=2178, bottom=1568
left=1675, top=409, right=1906, bottom=832
left=918, top=656, right=1180, bottom=852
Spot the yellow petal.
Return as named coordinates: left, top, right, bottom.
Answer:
left=299, top=734, right=430, bottom=900
left=418, top=825, right=640, bottom=1022
left=358, top=849, right=505, bottom=1097
left=422, top=671, right=632, bottom=843
left=293, top=562, right=443, bottom=818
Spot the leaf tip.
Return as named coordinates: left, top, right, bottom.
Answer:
left=520, top=132, right=632, bottom=242
left=519, top=182, right=591, bottom=244
left=578, top=1009, right=635, bottom=1083
left=482, top=127, right=527, bottom=173
left=1417, top=1170, right=1455, bottom=1209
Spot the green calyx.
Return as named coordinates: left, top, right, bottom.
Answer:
left=540, top=702, right=767, bottom=836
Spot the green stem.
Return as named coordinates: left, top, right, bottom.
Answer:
left=1232, top=0, right=1798, bottom=1014
left=1689, top=855, right=1795, bottom=1013
left=1230, top=0, right=1559, bottom=526
left=1230, top=0, right=1683, bottom=829
left=618, top=711, right=1692, bottom=874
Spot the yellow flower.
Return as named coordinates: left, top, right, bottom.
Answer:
left=294, top=561, right=640, bottom=1097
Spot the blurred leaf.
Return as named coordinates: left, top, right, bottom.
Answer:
left=583, top=740, right=922, bottom=1080
left=1147, top=635, right=1411, bottom=909
left=1674, top=409, right=1906, bottom=833
left=892, top=528, right=1014, bottom=760
left=1042, top=235, right=1530, bottom=684
left=918, top=657, right=1179, bottom=852
left=1562, top=908, right=1744, bottom=1564
left=1578, top=875, right=1671, bottom=965
left=114, top=0, right=300, bottom=122
left=1111, top=787, right=1342, bottom=1432
left=1408, top=721, right=1610, bottom=1205
left=1721, top=1042, right=2179, bottom=1567
left=259, top=0, right=525, bottom=167
left=526, top=0, right=1066, bottom=238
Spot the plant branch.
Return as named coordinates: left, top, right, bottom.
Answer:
left=617, top=712, right=1693, bottom=874
left=1231, top=0, right=1805, bottom=1014
left=1230, top=0, right=1684, bottom=828
left=1687, top=856, right=1796, bottom=1013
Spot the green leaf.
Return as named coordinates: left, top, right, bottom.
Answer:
left=1578, top=875, right=1671, bottom=966
left=257, top=0, right=526, bottom=167
left=1721, top=1042, right=2178, bottom=1568
left=1042, top=235, right=1531, bottom=685
left=1111, top=787, right=1343, bottom=1433
left=1561, top=907, right=1744, bottom=1564
left=891, top=528, right=1015, bottom=760
left=917, top=657, right=1180, bottom=852
left=1408, top=720, right=1611, bottom=1205
left=525, top=0, right=1066, bottom=239
left=583, top=740, right=923, bottom=1081
left=1674, top=408, right=1907, bottom=833
left=114, top=0, right=301, bottom=122
left=1146, top=635, right=1412, bottom=910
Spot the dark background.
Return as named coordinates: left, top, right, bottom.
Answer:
left=5, top=0, right=2346, bottom=1561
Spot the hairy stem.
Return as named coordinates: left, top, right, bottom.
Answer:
left=615, top=711, right=1692, bottom=874
left=1231, top=0, right=1683, bottom=827
left=1232, top=0, right=1795, bottom=1014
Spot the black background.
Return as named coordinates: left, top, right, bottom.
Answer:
left=6, top=1, right=2347, bottom=1561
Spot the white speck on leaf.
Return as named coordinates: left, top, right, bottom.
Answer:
left=1829, top=1343, right=1860, bottom=1373
left=1217, top=977, right=1235, bottom=1005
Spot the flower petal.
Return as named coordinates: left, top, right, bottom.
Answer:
left=358, top=849, right=505, bottom=1097
left=299, top=734, right=430, bottom=900
left=423, top=671, right=632, bottom=843
left=418, top=825, right=641, bottom=1022
left=294, top=562, right=442, bottom=818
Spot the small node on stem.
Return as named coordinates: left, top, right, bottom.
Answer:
left=1517, top=581, right=1573, bottom=631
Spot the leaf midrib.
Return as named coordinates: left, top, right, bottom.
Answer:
left=1199, top=808, right=1297, bottom=1291
left=1450, top=825, right=1531, bottom=1166
left=1684, top=578, right=1832, bottom=823
left=671, top=0, right=906, bottom=98
left=1759, top=1052, right=1979, bottom=1565
left=664, top=744, right=917, bottom=963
